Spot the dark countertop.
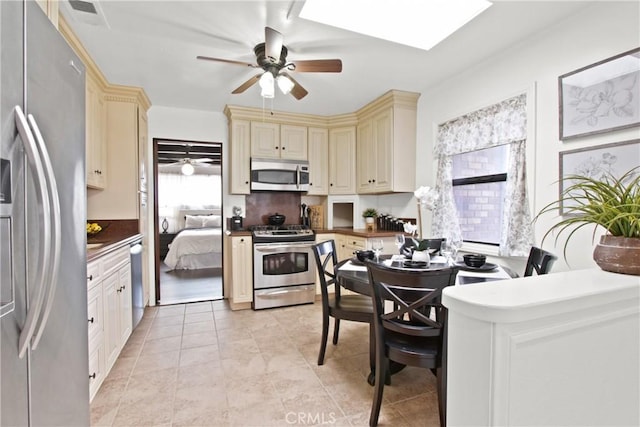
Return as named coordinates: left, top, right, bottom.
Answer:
left=87, top=233, right=142, bottom=262
left=226, top=228, right=407, bottom=238
left=315, top=228, right=408, bottom=238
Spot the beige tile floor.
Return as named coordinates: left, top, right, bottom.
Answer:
left=90, top=300, right=440, bottom=426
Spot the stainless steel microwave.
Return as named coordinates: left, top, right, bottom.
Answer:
left=250, top=158, right=310, bottom=192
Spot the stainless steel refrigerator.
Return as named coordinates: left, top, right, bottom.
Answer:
left=1, top=1, right=90, bottom=425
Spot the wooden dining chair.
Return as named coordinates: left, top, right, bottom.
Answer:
left=366, top=262, right=459, bottom=427
left=524, top=246, right=557, bottom=276
left=312, top=240, right=374, bottom=366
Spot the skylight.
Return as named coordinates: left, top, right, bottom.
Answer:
left=299, top=0, right=492, bottom=51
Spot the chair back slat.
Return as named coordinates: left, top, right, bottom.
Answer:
left=312, top=240, right=339, bottom=303
left=524, top=246, right=558, bottom=276
left=367, top=263, right=459, bottom=338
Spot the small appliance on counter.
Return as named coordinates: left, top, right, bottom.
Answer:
left=230, top=206, right=244, bottom=231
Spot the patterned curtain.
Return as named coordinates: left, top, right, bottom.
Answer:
left=432, top=93, right=534, bottom=256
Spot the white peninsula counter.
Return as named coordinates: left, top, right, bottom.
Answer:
left=442, top=268, right=640, bottom=426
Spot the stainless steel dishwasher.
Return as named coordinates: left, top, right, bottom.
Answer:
left=130, top=240, right=144, bottom=329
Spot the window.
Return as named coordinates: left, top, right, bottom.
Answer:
left=452, top=145, right=509, bottom=245
left=432, top=93, right=534, bottom=257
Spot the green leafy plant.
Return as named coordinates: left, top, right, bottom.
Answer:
left=410, top=238, right=431, bottom=251
left=362, top=208, right=378, bottom=218
left=535, top=166, right=640, bottom=258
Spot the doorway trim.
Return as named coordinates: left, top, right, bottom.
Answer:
left=152, top=137, right=224, bottom=304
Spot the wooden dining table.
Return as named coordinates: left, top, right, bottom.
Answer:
left=335, top=254, right=517, bottom=385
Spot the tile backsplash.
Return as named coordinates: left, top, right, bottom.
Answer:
left=244, top=192, right=302, bottom=226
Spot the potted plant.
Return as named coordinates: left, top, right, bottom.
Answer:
left=536, top=166, right=640, bottom=275
left=362, top=208, right=378, bottom=226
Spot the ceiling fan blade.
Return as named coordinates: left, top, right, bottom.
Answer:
left=231, top=74, right=262, bottom=94
left=265, top=26, right=283, bottom=63
left=191, top=158, right=214, bottom=163
left=281, top=73, right=308, bottom=100
left=293, top=59, right=342, bottom=73
left=197, top=56, right=257, bottom=68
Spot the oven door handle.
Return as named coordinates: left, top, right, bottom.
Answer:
left=255, top=244, right=314, bottom=253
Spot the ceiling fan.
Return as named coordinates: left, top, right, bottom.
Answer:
left=165, top=158, right=215, bottom=175
left=197, top=27, right=342, bottom=100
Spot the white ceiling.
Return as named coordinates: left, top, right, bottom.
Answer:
left=60, top=0, right=596, bottom=116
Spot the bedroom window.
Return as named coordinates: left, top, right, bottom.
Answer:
left=158, top=173, right=221, bottom=208
left=158, top=173, right=222, bottom=233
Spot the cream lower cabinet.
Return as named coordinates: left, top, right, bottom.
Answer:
left=224, top=235, right=253, bottom=310
left=328, top=126, right=356, bottom=194
left=336, top=234, right=367, bottom=261
left=336, top=234, right=397, bottom=262
left=86, top=246, right=132, bottom=402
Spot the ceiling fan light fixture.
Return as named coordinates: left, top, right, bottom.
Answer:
left=181, top=162, right=195, bottom=176
left=276, top=74, right=294, bottom=95
left=259, top=71, right=275, bottom=98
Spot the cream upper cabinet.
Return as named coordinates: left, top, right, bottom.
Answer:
left=279, top=124, right=308, bottom=160
left=307, top=127, right=329, bottom=195
left=356, top=91, right=419, bottom=194
left=229, top=119, right=251, bottom=195
left=87, top=87, right=151, bottom=221
left=86, top=74, right=107, bottom=189
left=328, top=126, right=356, bottom=195
left=356, top=119, right=374, bottom=193
left=251, top=122, right=308, bottom=160
left=250, top=122, right=280, bottom=158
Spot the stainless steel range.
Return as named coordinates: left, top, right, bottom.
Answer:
left=251, top=225, right=316, bottom=310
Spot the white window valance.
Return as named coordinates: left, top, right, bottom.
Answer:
left=435, top=94, right=527, bottom=156
left=432, top=93, right=533, bottom=257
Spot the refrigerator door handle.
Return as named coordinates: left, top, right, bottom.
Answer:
left=14, top=106, right=52, bottom=358
left=27, top=114, right=62, bottom=350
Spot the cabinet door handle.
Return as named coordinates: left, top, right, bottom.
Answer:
left=88, top=275, right=93, bottom=281
left=89, top=373, right=96, bottom=379
left=88, top=317, right=94, bottom=323
left=281, top=146, right=285, bottom=150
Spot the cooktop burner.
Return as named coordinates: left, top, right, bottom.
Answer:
left=250, top=224, right=315, bottom=243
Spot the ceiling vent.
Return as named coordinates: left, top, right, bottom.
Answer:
left=62, top=0, right=109, bottom=28
left=69, top=0, right=97, bottom=14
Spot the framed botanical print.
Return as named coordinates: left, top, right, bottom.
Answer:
left=559, top=47, right=640, bottom=140
left=558, top=139, right=640, bottom=214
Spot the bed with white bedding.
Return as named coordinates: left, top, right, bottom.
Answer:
left=164, top=211, right=223, bottom=270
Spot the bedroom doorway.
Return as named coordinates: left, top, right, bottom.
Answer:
left=153, top=138, right=224, bottom=305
